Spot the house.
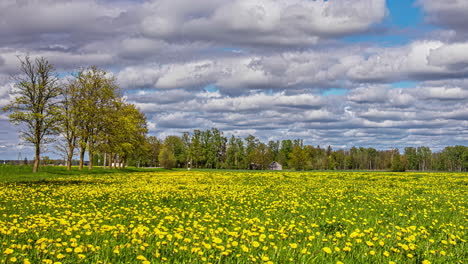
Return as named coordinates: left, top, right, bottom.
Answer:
left=269, top=162, right=282, bottom=170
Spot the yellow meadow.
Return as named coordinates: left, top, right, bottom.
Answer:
left=0, top=170, right=466, bottom=263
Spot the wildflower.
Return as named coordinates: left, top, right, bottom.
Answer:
left=322, top=247, right=332, bottom=254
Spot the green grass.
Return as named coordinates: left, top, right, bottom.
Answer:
left=0, top=165, right=166, bottom=182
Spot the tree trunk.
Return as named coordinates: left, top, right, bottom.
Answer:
left=88, top=147, right=94, bottom=170
left=79, top=147, right=86, bottom=170
left=33, top=144, right=40, bottom=173
left=103, top=153, right=107, bottom=169
left=67, top=144, right=74, bottom=170
left=109, top=153, right=113, bottom=169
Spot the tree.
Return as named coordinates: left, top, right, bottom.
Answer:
left=73, top=66, right=120, bottom=170
left=404, top=147, right=418, bottom=170
left=57, top=80, right=80, bottom=170
left=391, top=149, right=405, bottom=172
left=267, top=140, right=280, bottom=161
left=147, top=136, right=162, bottom=167
left=417, top=146, right=432, bottom=171
left=159, top=145, right=176, bottom=169
left=2, top=56, right=61, bottom=173
left=100, top=100, right=147, bottom=168
left=225, top=135, right=238, bottom=169
left=164, top=136, right=186, bottom=168
left=278, top=140, right=293, bottom=168
left=251, top=143, right=272, bottom=169
left=290, top=145, right=307, bottom=170
left=189, top=130, right=203, bottom=168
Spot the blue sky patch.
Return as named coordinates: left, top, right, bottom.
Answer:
left=322, top=88, right=348, bottom=96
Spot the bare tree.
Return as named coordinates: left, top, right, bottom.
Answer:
left=2, top=56, right=61, bottom=173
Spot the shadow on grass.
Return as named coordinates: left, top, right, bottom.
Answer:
left=3, top=179, right=113, bottom=186
left=0, top=165, right=168, bottom=180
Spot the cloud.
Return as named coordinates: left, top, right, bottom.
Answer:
left=0, top=49, right=114, bottom=74
left=140, top=0, right=386, bottom=46
left=358, top=109, right=417, bottom=122
left=116, top=40, right=468, bottom=95
left=1, top=0, right=468, bottom=158
left=427, top=42, right=468, bottom=70
left=117, top=49, right=359, bottom=93
left=201, top=92, right=323, bottom=112
left=128, top=89, right=195, bottom=104
left=347, top=41, right=468, bottom=82
left=0, top=0, right=124, bottom=35
left=418, top=0, right=468, bottom=38
left=444, top=109, right=468, bottom=121
left=347, top=85, right=389, bottom=103
left=418, top=86, right=468, bottom=100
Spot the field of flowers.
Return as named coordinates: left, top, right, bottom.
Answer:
left=0, top=170, right=466, bottom=264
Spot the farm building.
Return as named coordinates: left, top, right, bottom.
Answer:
left=269, top=162, right=282, bottom=170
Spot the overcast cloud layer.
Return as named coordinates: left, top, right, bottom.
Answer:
left=1, top=0, right=467, bottom=159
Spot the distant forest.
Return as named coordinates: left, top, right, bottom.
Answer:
left=121, top=128, right=467, bottom=172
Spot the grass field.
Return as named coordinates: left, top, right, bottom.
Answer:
left=0, top=169, right=466, bottom=263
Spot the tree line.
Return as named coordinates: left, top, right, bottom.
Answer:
left=3, top=57, right=467, bottom=173
left=130, top=128, right=467, bottom=172
left=3, top=57, right=147, bottom=172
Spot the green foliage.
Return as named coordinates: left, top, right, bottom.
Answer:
left=159, top=146, right=176, bottom=169
left=289, top=145, right=306, bottom=170
left=391, top=150, right=405, bottom=172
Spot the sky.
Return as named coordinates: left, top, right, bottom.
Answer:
left=1, top=0, right=468, bottom=159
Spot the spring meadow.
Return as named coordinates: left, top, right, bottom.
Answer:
left=0, top=0, right=467, bottom=264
